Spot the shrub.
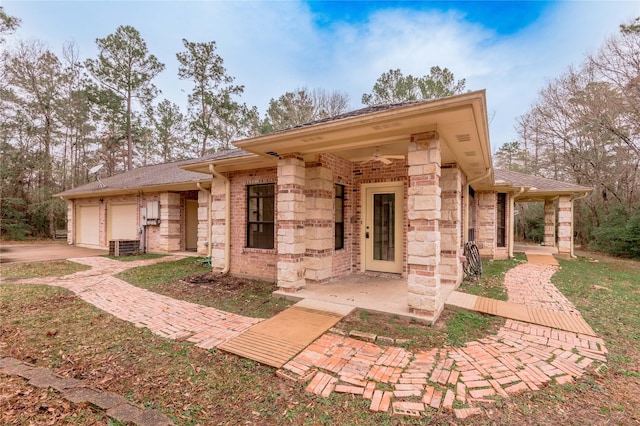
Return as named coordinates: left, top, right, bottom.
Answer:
left=590, top=207, right=640, bottom=259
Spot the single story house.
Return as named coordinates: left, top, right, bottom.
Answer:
left=57, top=90, right=591, bottom=322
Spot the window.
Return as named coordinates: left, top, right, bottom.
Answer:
left=497, top=193, right=507, bottom=247
left=335, top=184, right=345, bottom=250
left=247, top=184, right=275, bottom=249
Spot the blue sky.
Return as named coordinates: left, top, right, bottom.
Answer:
left=3, top=1, right=639, bottom=151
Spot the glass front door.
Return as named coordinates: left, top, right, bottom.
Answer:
left=364, top=184, right=403, bottom=273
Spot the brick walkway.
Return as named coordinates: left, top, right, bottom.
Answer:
left=280, top=262, right=607, bottom=420
left=2, top=256, right=607, bottom=421
left=3, top=256, right=262, bottom=349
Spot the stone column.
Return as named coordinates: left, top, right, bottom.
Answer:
left=196, top=189, right=210, bottom=256
left=439, top=166, right=463, bottom=288
left=558, top=196, right=572, bottom=255
left=67, top=200, right=74, bottom=245
left=277, top=154, right=306, bottom=292
left=406, top=135, right=442, bottom=321
left=160, top=192, right=181, bottom=251
left=304, top=164, right=333, bottom=282
left=544, top=199, right=556, bottom=247
left=209, top=180, right=227, bottom=270
left=476, top=192, right=496, bottom=258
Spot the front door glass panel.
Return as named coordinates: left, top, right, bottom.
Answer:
left=373, top=193, right=395, bottom=261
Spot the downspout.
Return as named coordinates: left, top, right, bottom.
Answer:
left=509, top=187, right=526, bottom=258
left=464, top=168, right=492, bottom=244
left=209, top=164, right=231, bottom=274
left=569, top=191, right=590, bottom=259
left=196, top=182, right=212, bottom=259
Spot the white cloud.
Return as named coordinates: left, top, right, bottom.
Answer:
left=4, top=0, right=638, bottom=150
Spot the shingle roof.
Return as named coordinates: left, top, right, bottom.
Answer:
left=272, top=100, right=429, bottom=134
left=56, top=149, right=251, bottom=198
left=494, top=169, right=591, bottom=192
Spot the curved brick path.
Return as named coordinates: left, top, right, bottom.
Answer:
left=1, top=257, right=607, bottom=420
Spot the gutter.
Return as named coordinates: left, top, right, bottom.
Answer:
left=464, top=168, right=492, bottom=244
left=209, top=164, right=231, bottom=275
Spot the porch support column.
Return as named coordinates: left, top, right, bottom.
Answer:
left=66, top=200, right=74, bottom=245
left=160, top=192, right=181, bottom=251
left=407, top=135, right=443, bottom=321
left=558, top=196, right=572, bottom=255
left=476, top=192, right=497, bottom=258
left=304, top=163, right=333, bottom=282
left=543, top=199, right=556, bottom=247
left=197, top=189, right=210, bottom=256
left=277, top=154, right=306, bottom=292
left=440, top=166, right=463, bottom=288
left=210, top=179, right=227, bottom=271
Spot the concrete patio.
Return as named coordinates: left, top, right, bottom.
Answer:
left=273, top=274, right=458, bottom=324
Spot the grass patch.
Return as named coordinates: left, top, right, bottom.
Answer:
left=115, top=258, right=292, bottom=318
left=102, top=253, right=168, bottom=262
left=0, top=260, right=90, bottom=279
left=458, top=254, right=526, bottom=301
left=552, top=252, right=640, bottom=369
left=0, top=284, right=402, bottom=425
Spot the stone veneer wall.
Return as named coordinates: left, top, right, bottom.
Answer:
left=544, top=199, right=556, bottom=248
left=476, top=191, right=497, bottom=258
left=440, top=166, right=463, bottom=287
left=66, top=200, right=74, bottom=245
left=304, top=162, right=334, bottom=282
left=557, top=196, right=572, bottom=254
left=406, top=136, right=442, bottom=319
left=197, top=189, right=209, bottom=255
left=159, top=192, right=181, bottom=251
left=277, top=154, right=306, bottom=291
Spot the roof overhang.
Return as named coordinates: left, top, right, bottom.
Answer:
left=477, top=181, right=592, bottom=202
left=185, top=90, right=493, bottom=182
left=55, top=180, right=211, bottom=200
left=181, top=152, right=276, bottom=174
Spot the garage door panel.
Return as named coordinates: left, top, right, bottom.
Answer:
left=77, top=205, right=99, bottom=247
left=108, top=204, right=138, bottom=241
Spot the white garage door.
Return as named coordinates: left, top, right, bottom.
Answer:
left=76, top=205, right=100, bottom=247
left=107, top=203, right=138, bottom=241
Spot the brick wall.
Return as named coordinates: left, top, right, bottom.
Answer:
left=225, top=167, right=278, bottom=282
left=544, top=199, right=556, bottom=247
left=308, top=154, right=355, bottom=278
left=352, top=158, right=409, bottom=274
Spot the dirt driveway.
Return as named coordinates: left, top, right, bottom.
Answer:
left=0, top=241, right=107, bottom=264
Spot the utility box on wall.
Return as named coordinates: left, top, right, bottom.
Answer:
left=145, top=200, right=160, bottom=225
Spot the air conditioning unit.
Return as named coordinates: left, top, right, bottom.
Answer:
left=109, top=240, right=140, bottom=256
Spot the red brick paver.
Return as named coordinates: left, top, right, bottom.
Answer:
left=281, top=262, right=607, bottom=420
